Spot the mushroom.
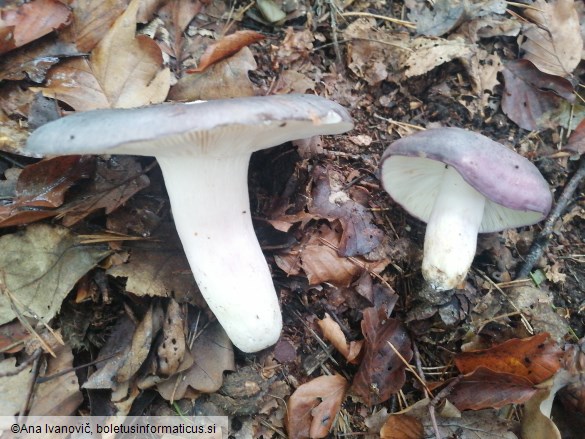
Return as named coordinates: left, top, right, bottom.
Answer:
left=379, top=127, right=552, bottom=291
left=25, top=94, right=354, bottom=352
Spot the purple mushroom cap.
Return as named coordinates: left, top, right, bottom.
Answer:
left=380, top=127, right=552, bottom=233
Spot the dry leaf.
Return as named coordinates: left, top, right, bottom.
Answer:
left=520, top=0, right=583, bottom=77
left=188, top=30, right=265, bottom=73
left=0, top=357, right=33, bottom=415
left=0, top=0, right=71, bottom=55
left=286, top=374, right=349, bottom=439
left=402, top=36, right=473, bottom=78
left=156, top=322, right=235, bottom=399
left=380, top=413, right=423, bottom=439
left=0, top=224, right=111, bottom=326
left=116, top=306, right=155, bottom=382
left=351, top=308, right=412, bottom=406
left=455, top=333, right=562, bottom=384
left=447, top=366, right=537, bottom=410
left=157, top=299, right=186, bottom=376
left=168, top=47, right=258, bottom=101
left=317, top=313, right=363, bottom=364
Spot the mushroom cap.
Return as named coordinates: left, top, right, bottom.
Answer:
left=25, top=94, right=353, bottom=158
left=380, top=127, right=552, bottom=233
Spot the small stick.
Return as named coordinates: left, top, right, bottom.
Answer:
left=516, top=156, right=585, bottom=279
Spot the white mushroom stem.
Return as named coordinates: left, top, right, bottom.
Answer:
left=157, top=154, right=282, bottom=353
left=422, top=166, right=486, bottom=291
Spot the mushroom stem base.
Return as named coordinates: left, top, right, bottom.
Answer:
left=422, top=166, right=486, bottom=290
left=157, top=154, right=282, bottom=353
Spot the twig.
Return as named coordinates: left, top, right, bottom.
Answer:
left=18, top=348, right=42, bottom=420
left=516, top=155, right=585, bottom=279
left=340, top=11, right=416, bottom=28
left=0, top=348, right=42, bottom=378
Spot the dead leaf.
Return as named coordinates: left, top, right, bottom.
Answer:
left=501, top=59, right=575, bottom=131
left=156, top=321, right=235, bottom=399
left=565, top=117, right=585, bottom=155
left=0, top=224, right=111, bottom=326
left=29, top=344, right=83, bottom=415
left=447, top=366, right=537, bottom=410
left=60, top=156, right=151, bottom=226
left=157, top=299, right=186, bottom=376
left=351, top=308, right=412, bottom=406
left=107, top=223, right=203, bottom=305
left=15, top=156, right=93, bottom=207
left=455, top=333, right=562, bottom=384
left=286, top=374, right=349, bottom=439
left=380, top=413, right=423, bottom=439
left=402, top=36, right=473, bottom=78
left=0, top=357, right=34, bottom=415
left=0, top=0, right=71, bottom=55
left=382, top=397, right=519, bottom=438
left=168, top=47, right=258, bottom=101
left=63, top=0, right=130, bottom=53
left=0, top=320, right=30, bottom=353
left=521, top=370, right=572, bottom=439
left=37, top=0, right=170, bottom=109
left=520, top=0, right=583, bottom=77
left=309, top=166, right=383, bottom=257
left=187, top=30, right=264, bottom=73
left=116, top=306, right=155, bottom=382
left=317, top=313, right=363, bottom=364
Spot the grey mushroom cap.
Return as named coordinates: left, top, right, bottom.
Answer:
left=25, top=94, right=353, bottom=157
left=380, top=127, right=552, bottom=233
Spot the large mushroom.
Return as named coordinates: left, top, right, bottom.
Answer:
left=25, top=94, right=354, bottom=352
left=379, top=127, right=552, bottom=291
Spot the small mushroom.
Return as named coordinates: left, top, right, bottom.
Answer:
left=25, top=94, right=354, bottom=352
left=379, top=127, right=552, bottom=291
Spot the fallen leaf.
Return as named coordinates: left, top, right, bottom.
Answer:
left=188, top=30, right=264, bottom=73
left=382, top=397, right=518, bottom=438
left=0, top=224, right=111, bottom=326
left=63, top=0, right=130, bottom=53
left=38, top=0, right=170, bottom=109
left=168, top=47, right=258, bottom=101
left=60, top=156, right=151, bottom=226
left=157, top=321, right=235, bottom=398
left=0, top=357, right=33, bottom=415
left=0, top=320, right=30, bottom=353
left=520, top=0, right=582, bottom=77
left=157, top=299, right=186, bottom=377
left=107, top=222, right=203, bottom=305
left=402, top=36, right=473, bottom=78
left=351, top=307, right=412, bottom=406
left=455, top=333, right=562, bottom=384
left=501, top=59, right=575, bottom=131
left=0, top=0, right=71, bottom=55
left=564, top=117, right=585, bottom=155
left=116, top=306, right=155, bottom=382
left=521, top=370, right=572, bottom=439
left=309, top=166, right=383, bottom=257
left=447, top=366, right=537, bottom=410
left=286, top=374, right=349, bottom=439
left=317, top=313, right=363, bottom=364
left=15, top=156, right=93, bottom=207
left=29, top=344, right=83, bottom=415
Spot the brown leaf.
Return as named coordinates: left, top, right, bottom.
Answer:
left=15, top=156, right=93, bottom=207
left=317, top=313, right=363, bottom=364
left=310, top=166, right=383, bottom=257
left=286, top=374, right=349, bottom=439
left=38, top=0, right=170, bottom=109
left=64, top=0, right=130, bottom=53
left=60, top=156, right=150, bottom=226
left=380, top=413, right=423, bottom=439
left=157, top=299, right=186, bottom=377
left=565, top=118, right=585, bottom=156
left=351, top=307, right=413, bottom=406
left=0, top=321, right=30, bottom=354
left=157, top=322, right=235, bottom=398
left=520, top=0, right=582, bottom=77
left=501, top=59, right=573, bottom=131
left=188, top=30, right=265, bottom=73
left=0, top=0, right=71, bottom=55
left=168, top=47, right=258, bottom=101
left=448, top=366, right=537, bottom=410
left=455, top=333, right=562, bottom=385
left=116, top=306, right=155, bottom=382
